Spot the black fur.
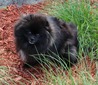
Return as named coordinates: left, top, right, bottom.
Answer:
left=14, top=14, right=78, bottom=68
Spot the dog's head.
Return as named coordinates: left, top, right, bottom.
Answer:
left=14, top=14, right=60, bottom=53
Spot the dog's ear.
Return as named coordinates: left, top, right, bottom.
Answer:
left=56, top=19, right=74, bottom=37
left=58, top=19, right=77, bottom=37
left=49, top=16, right=77, bottom=37
left=49, top=16, right=68, bottom=30
left=49, top=16, right=61, bottom=24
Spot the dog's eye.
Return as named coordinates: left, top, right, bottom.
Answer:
left=45, top=27, right=50, bottom=32
left=36, top=34, right=39, bottom=36
left=28, top=31, right=32, bottom=34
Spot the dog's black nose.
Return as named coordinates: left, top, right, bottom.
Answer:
left=28, top=34, right=39, bottom=44
left=29, top=37, right=35, bottom=44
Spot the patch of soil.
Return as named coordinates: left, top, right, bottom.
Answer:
left=0, top=2, right=47, bottom=85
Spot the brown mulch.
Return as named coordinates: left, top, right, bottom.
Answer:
left=0, top=0, right=97, bottom=85
left=0, top=2, right=47, bottom=85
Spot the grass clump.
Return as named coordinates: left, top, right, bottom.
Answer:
left=44, top=0, right=98, bottom=59
left=40, top=0, right=98, bottom=85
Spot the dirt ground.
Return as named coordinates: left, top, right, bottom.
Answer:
left=0, top=1, right=97, bottom=85
left=0, top=2, right=48, bottom=85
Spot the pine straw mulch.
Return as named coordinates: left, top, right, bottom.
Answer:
left=0, top=1, right=98, bottom=85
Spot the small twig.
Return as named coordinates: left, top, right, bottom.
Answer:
left=84, top=56, right=89, bottom=71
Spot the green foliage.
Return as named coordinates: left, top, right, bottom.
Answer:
left=44, top=0, right=98, bottom=59
left=40, top=0, right=98, bottom=85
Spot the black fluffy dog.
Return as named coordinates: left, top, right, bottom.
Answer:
left=14, top=14, right=78, bottom=68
